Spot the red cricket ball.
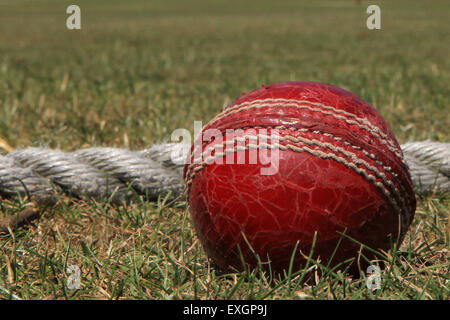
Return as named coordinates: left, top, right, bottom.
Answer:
left=184, top=81, right=416, bottom=274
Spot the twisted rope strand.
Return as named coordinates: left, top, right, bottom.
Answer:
left=0, top=141, right=448, bottom=204
left=401, top=141, right=449, bottom=193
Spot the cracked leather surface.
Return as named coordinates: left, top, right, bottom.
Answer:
left=185, top=82, right=416, bottom=273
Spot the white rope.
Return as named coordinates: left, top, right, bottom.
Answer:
left=401, top=141, right=449, bottom=193
left=0, top=141, right=448, bottom=204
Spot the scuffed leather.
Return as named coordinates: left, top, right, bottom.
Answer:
left=185, top=82, right=416, bottom=274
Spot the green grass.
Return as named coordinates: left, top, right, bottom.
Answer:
left=0, top=0, right=449, bottom=299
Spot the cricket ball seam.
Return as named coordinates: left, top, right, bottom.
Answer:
left=205, top=99, right=402, bottom=158
left=185, top=135, right=410, bottom=231
left=223, top=98, right=388, bottom=132
left=192, top=124, right=403, bottom=178
left=217, top=98, right=397, bottom=145
left=185, top=136, right=400, bottom=211
left=187, top=130, right=412, bottom=216
left=187, top=124, right=413, bottom=215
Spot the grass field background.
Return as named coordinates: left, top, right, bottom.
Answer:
left=0, top=0, right=448, bottom=299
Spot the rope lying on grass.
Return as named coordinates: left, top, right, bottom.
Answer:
left=0, top=141, right=448, bottom=204
left=0, top=140, right=448, bottom=233
left=0, top=143, right=188, bottom=204
left=401, top=141, right=449, bottom=193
